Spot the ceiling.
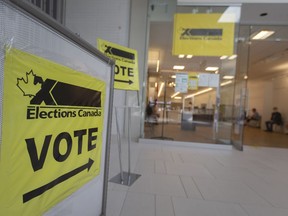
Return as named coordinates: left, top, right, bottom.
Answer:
left=147, top=3, right=288, bottom=84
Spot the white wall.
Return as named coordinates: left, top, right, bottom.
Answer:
left=247, top=75, right=288, bottom=128
left=65, top=0, right=131, bottom=136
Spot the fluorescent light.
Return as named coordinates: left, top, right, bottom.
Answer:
left=220, top=56, right=228, bottom=60
left=221, top=80, right=232, bottom=86
left=186, top=55, right=193, bottom=58
left=174, top=96, right=182, bottom=99
left=173, top=65, right=185, bottom=70
left=252, top=31, right=275, bottom=40
left=228, top=55, right=237, bottom=60
left=185, top=88, right=213, bottom=98
left=158, top=82, right=164, bottom=97
left=156, top=60, right=160, bottom=72
left=205, top=67, right=219, bottom=71
left=215, top=70, right=219, bottom=74
left=223, top=75, right=234, bottom=80
left=178, top=54, right=185, bottom=58
left=171, top=92, right=180, bottom=98
left=171, top=75, right=176, bottom=78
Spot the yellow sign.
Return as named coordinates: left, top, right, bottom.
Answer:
left=97, top=38, right=139, bottom=90
left=173, top=13, right=235, bottom=56
left=0, top=48, right=106, bottom=215
left=188, top=72, right=198, bottom=90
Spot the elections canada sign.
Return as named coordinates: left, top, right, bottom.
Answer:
left=0, top=48, right=106, bottom=216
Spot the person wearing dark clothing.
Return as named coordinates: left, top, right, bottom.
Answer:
left=265, top=107, right=282, bottom=131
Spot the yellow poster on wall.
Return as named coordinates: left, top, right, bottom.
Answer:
left=0, top=48, right=106, bottom=216
left=97, top=38, right=139, bottom=91
left=188, top=72, right=199, bottom=90
left=173, top=13, right=235, bottom=56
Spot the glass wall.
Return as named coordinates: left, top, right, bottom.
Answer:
left=144, top=4, right=244, bottom=145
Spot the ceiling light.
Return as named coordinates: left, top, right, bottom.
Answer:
left=220, top=80, right=232, bottom=86
left=244, top=75, right=248, bottom=80
left=173, top=65, right=185, bottom=70
left=158, top=82, right=164, bottom=97
left=228, top=55, right=237, bottom=60
left=220, top=56, right=228, bottom=60
left=215, top=70, right=219, bottom=74
left=205, top=67, right=219, bottom=71
left=171, top=75, right=176, bottom=78
left=185, top=88, right=213, bottom=98
left=156, top=60, right=160, bottom=72
left=178, top=54, right=185, bottom=58
left=186, top=55, right=193, bottom=58
left=252, top=30, right=275, bottom=40
left=223, top=75, right=234, bottom=80
left=171, top=92, right=180, bottom=98
left=174, top=96, right=182, bottom=99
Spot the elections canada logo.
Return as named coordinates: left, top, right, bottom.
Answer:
left=179, top=28, right=223, bottom=41
left=16, top=70, right=102, bottom=120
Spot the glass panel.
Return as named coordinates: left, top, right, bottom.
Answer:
left=145, top=4, right=242, bottom=145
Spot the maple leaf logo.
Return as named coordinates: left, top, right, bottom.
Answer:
left=17, top=70, right=42, bottom=97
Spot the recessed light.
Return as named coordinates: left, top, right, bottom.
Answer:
left=173, top=65, right=185, bottom=70
left=178, top=54, right=185, bottom=58
left=220, top=56, right=228, bottom=60
left=186, top=55, right=193, bottom=58
left=205, top=67, right=219, bottom=71
left=252, top=31, right=275, bottom=40
left=228, top=55, right=237, bottom=60
left=223, top=75, right=234, bottom=80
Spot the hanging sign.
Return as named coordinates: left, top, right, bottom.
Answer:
left=172, top=13, right=235, bottom=56
left=175, top=73, right=188, bottom=93
left=188, top=72, right=198, bottom=90
left=0, top=48, right=106, bottom=216
left=97, top=38, right=139, bottom=91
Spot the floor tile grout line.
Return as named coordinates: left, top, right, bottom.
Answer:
left=191, top=176, right=205, bottom=200
left=178, top=175, right=189, bottom=199
left=170, top=196, right=176, bottom=216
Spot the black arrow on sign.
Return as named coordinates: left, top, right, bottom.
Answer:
left=23, top=158, right=94, bottom=203
left=114, top=79, right=133, bottom=85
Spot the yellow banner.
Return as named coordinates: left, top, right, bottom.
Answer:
left=0, top=48, right=106, bottom=215
left=97, top=38, right=139, bottom=90
left=173, top=13, right=235, bottom=56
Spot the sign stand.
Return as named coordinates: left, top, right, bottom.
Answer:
left=109, top=106, right=141, bottom=186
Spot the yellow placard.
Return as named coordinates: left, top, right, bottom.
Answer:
left=0, top=48, right=106, bottom=215
left=173, top=13, right=235, bottom=56
left=97, top=38, right=139, bottom=90
left=188, top=72, right=198, bottom=90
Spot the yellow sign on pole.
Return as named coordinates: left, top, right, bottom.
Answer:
left=0, top=48, right=106, bottom=216
left=173, top=13, right=235, bottom=56
left=97, top=38, right=139, bottom=91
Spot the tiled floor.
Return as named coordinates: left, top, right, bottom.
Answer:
left=106, top=136, right=288, bottom=216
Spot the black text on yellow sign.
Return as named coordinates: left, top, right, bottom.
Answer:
left=0, top=48, right=106, bottom=216
left=97, top=38, right=139, bottom=91
left=172, top=13, right=235, bottom=56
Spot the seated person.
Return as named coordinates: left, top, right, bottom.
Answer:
left=265, top=107, right=282, bottom=131
left=246, top=108, right=260, bottom=123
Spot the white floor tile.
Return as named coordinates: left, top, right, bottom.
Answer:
left=165, top=161, right=215, bottom=178
left=173, top=197, right=249, bottom=216
left=120, top=192, right=155, bottom=216
left=156, top=195, right=175, bottom=216
left=106, top=190, right=127, bottom=216
left=129, top=173, right=186, bottom=197
left=241, top=204, right=288, bottom=216
left=193, top=177, right=270, bottom=206
left=179, top=176, right=203, bottom=200
left=155, top=160, right=166, bottom=174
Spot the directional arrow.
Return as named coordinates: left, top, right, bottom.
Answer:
left=23, top=158, right=94, bottom=203
left=114, top=79, right=133, bottom=85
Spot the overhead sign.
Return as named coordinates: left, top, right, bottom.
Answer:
left=97, top=38, right=139, bottom=91
left=0, top=48, right=106, bottom=215
left=188, top=72, right=198, bottom=90
left=172, top=13, right=235, bottom=56
left=175, top=73, right=188, bottom=93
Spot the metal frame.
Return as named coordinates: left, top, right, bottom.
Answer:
left=3, top=1, right=115, bottom=215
